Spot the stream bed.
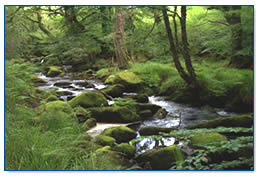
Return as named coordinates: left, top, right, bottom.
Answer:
left=36, top=70, right=237, bottom=153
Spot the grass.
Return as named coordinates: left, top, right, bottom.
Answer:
left=5, top=60, right=123, bottom=170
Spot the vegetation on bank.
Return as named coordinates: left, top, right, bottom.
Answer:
left=5, top=5, right=253, bottom=170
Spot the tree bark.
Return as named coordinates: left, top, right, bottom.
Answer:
left=180, top=6, right=197, bottom=83
left=114, top=7, right=128, bottom=69
left=162, top=7, right=191, bottom=84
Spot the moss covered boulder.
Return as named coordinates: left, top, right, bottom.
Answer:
left=139, top=126, right=177, bottom=136
left=87, top=106, right=140, bottom=123
left=190, top=132, right=228, bottom=145
left=73, top=106, right=91, bottom=123
left=136, top=145, right=185, bottom=170
left=31, top=75, right=47, bottom=85
left=102, top=126, right=137, bottom=143
left=101, top=84, right=125, bottom=98
left=44, top=100, right=73, bottom=114
left=82, top=118, right=97, bottom=131
left=135, top=103, right=161, bottom=115
left=187, top=114, right=253, bottom=129
left=69, top=92, right=108, bottom=108
left=128, top=93, right=149, bottom=103
left=113, top=143, right=136, bottom=158
left=92, top=135, right=116, bottom=146
left=114, top=71, right=143, bottom=91
left=46, top=66, right=64, bottom=77
left=104, top=75, right=117, bottom=84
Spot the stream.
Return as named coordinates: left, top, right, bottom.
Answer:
left=36, top=68, right=237, bottom=154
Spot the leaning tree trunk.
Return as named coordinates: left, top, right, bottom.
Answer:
left=114, top=7, right=128, bottom=69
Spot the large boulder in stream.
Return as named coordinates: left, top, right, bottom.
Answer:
left=44, top=100, right=73, bottom=114
left=46, top=66, right=64, bottom=77
left=106, top=71, right=143, bottom=91
left=101, top=84, right=125, bottom=98
left=102, top=126, right=137, bottom=143
left=136, top=145, right=185, bottom=170
left=139, top=126, right=177, bottom=136
left=69, top=92, right=108, bottom=108
left=112, top=143, right=136, bottom=158
left=87, top=106, right=140, bottom=123
left=187, top=114, right=253, bottom=129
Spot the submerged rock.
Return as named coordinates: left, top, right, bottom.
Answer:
left=102, top=126, right=137, bottom=143
left=190, top=132, right=228, bottom=145
left=101, top=84, right=125, bottom=98
left=54, top=81, right=72, bottom=88
left=139, top=126, right=177, bottom=136
left=136, top=145, right=185, bottom=170
left=46, top=66, right=64, bottom=77
left=69, top=92, right=108, bottom=108
left=187, top=114, right=253, bottom=129
left=87, top=106, right=140, bottom=123
left=56, top=90, right=73, bottom=97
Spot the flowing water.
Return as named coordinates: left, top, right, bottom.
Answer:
left=36, top=69, right=237, bottom=153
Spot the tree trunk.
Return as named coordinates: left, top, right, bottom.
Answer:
left=114, top=7, right=128, bottom=69
left=173, top=6, right=179, bottom=52
left=162, top=7, right=191, bottom=84
left=180, top=6, right=198, bottom=83
left=100, top=7, right=111, bottom=56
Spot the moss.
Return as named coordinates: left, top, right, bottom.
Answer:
left=46, top=66, right=63, bottom=77
left=31, top=75, right=47, bottom=85
left=187, top=114, right=253, bottom=129
left=88, top=106, right=140, bottom=123
left=69, top=92, right=108, bottom=108
left=101, top=84, right=125, bottom=98
left=73, top=106, right=91, bottom=123
left=116, top=71, right=142, bottom=85
left=95, top=146, right=112, bottom=153
left=139, top=126, right=177, bottom=136
left=92, top=135, right=116, bottom=147
left=45, top=95, right=59, bottom=102
left=113, top=143, right=136, bottom=157
left=82, top=118, right=96, bottom=131
left=190, top=132, right=228, bottom=145
left=104, top=75, right=117, bottom=84
left=103, top=126, right=137, bottom=143
left=128, top=93, right=149, bottom=103
left=138, top=110, right=153, bottom=119
left=136, top=145, right=185, bottom=170
left=44, top=101, right=73, bottom=114
left=135, top=103, right=161, bottom=115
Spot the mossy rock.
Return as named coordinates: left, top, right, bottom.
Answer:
left=46, top=66, right=64, bottom=77
left=31, top=75, right=47, bottom=85
left=73, top=106, right=91, bottom=123
left=88, top=106, right=140, bottom=123
left=54, top=81, right=72, bottom=88
left=56, top=90, right=74, bottom=97
left=113, top=143, right=136, bottom=157
left=82, top=118, right=97, bottom=131
left=92, top=135, right=116, bottom=147
left=128, top=93, right=149, bottom=103
left=44, top=100, right=73, bottom=114
left=139, top=126, right=177, bottom=136
left=101, top=84, right=125, bottom=98
left=104, top=75, right=117, bottom=84
left=136, top=145, right=185, bottom=170
left=135, top=103, right=161, bottom=115
left=190, top=132, right=228, bottom=145
left=69, top=92, right=108, bottom=108
left=102, top=126, right=137, bottom=143
left=114, top=71, right=143, bottom=91
left=45, top=95, right=59, bottom=102
left=138, top=110, right=153, bottom=119
left=187, top=114, right=253, bottom=129
left=154, top=108, right=168, bottom=119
